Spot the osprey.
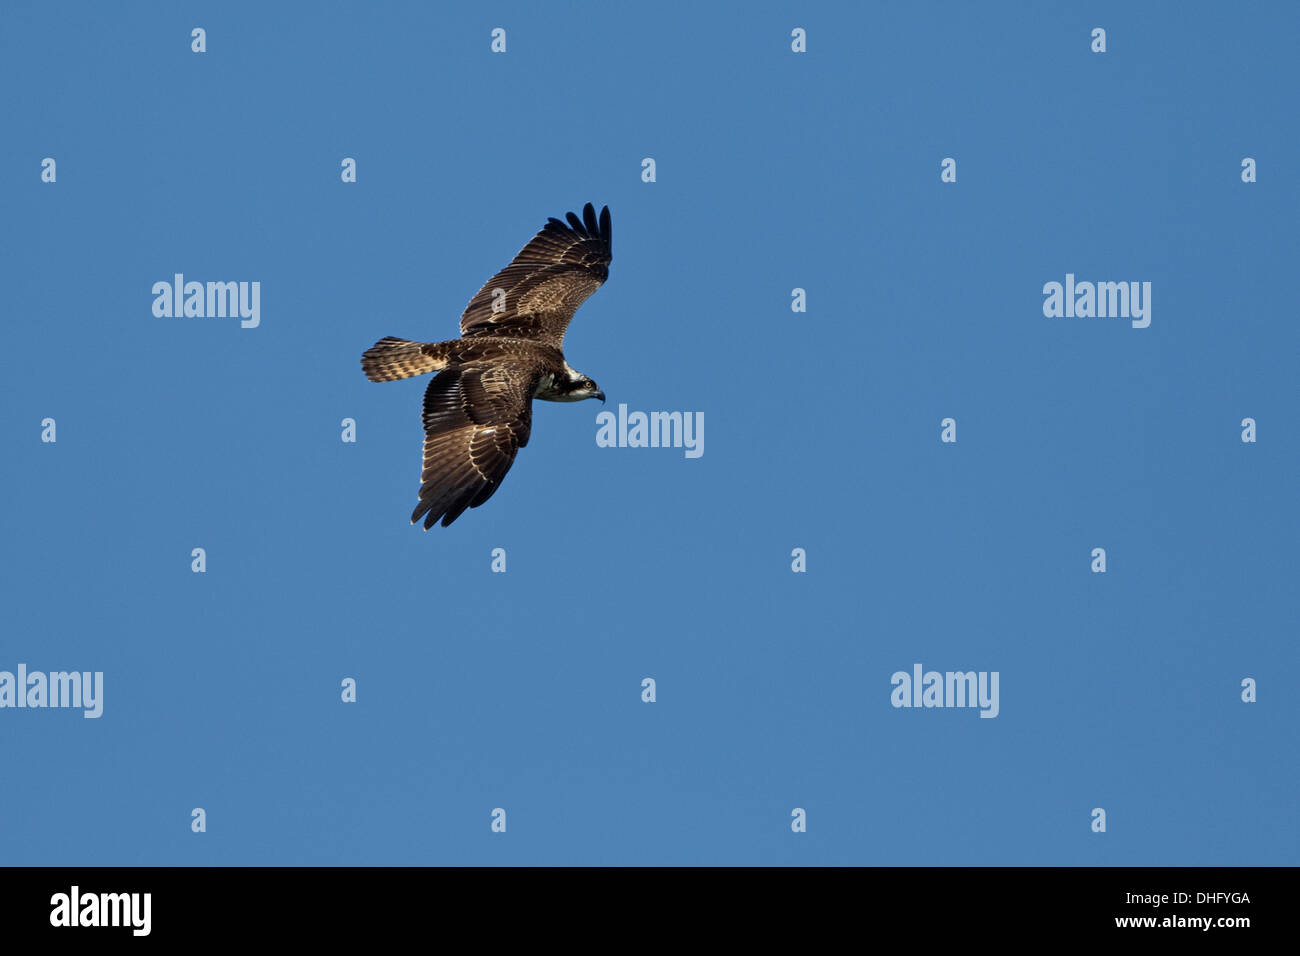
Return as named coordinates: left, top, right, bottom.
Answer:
left=361, top=202, right=612, bottom=529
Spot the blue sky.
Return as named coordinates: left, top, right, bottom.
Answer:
left=1, top=1, right=1296, bottom=865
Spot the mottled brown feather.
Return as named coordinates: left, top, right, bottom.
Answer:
left=459, top=202, right=612, bottom=349
left=409, top=362, right=542, bottom=529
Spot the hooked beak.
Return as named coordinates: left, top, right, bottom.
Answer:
left=595, top=390, right=606, bottom=404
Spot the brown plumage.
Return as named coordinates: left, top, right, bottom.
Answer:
left=361, top=203, right=612, bottom=529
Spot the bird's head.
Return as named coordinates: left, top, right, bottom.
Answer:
left=547, top=366, right=605, bottom=403
left=570, top=377, right=605, bottom=403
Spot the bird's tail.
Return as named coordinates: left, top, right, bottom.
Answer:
left=361, top=337, right=447, bottom=382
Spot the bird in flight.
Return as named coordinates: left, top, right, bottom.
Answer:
left=361, top=202, right=612, bottom=529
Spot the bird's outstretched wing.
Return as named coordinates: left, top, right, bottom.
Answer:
left=410, top=362, right=541, bottom=529
left=459, top=203, right=612, bottom=349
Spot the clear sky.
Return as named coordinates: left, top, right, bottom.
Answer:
left=1, top=1, right=1296, bottom=865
